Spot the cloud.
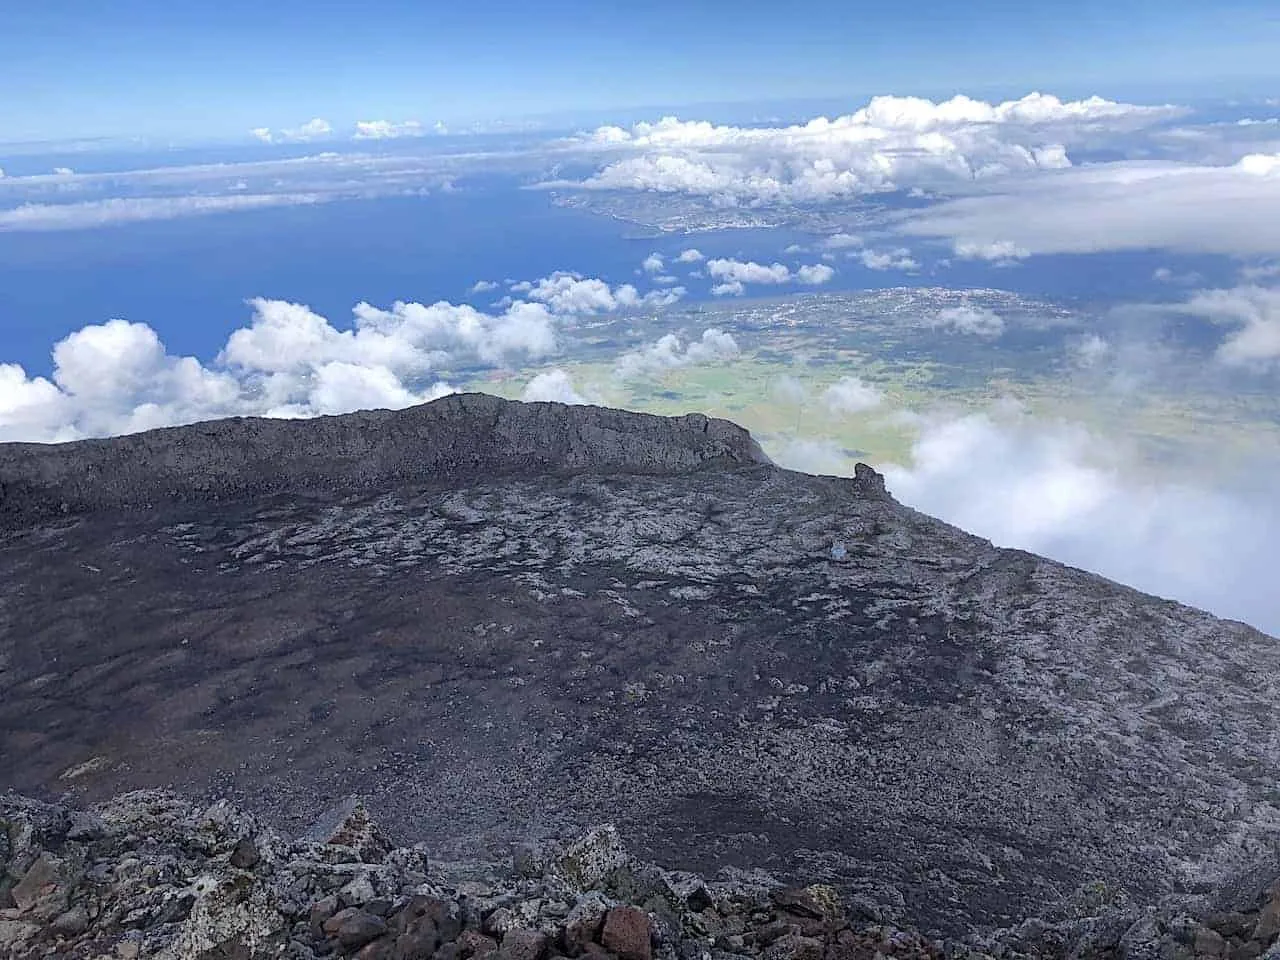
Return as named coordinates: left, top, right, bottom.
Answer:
left=823, top=376, right=883, bottom=413
left=951, top=239, right=1029, bottom=262
left=516, top=271, right=684, bottom=314
left=675, top=248, right=704, bottom=263
left=854, top=248, right=920, bottom=271
left=711, top=281, right=745, bottom=297
left=252, top=118, right=333, bottom=144
left=0, top=193, right=325, bottom=231
left=823, top=233, right=864, bottom=249
left=354, top=119, right=425, bottom=140
left=879, top=410, right=1280, bottom=634
left=52, top=167, right=74, bottom=176
left=796, top=263, right=836, bottom=285
left=641, top=253, right=665, bottom=273
left=553, top=93, right=1180, bottom=204
left=900, top=154, right=1280, bottom=259
left=0, top=294, right=581, bottom=442
left=933, top=305, right=1005, bottom=337
left=1072, top=333, right=1111, bottom=366
left=469, top=280, right=500, bottom=293
left=522, top=368, right=593, bottom=404
left=614, top=328, right=740, bottom=378
left=1179, top=285, right=1280, bottom=367
left=706, top=258, right=791, bottom=285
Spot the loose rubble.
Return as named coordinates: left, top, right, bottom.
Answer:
left=2, top=792, right=1278, bottom=960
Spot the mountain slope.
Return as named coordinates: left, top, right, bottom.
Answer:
left=1, top=394, right=1276, bottom=936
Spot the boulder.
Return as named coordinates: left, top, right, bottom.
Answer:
left=601, top=906, right=651, bottom=960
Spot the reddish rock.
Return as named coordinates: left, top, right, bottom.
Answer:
left=10, top=853, right=59, bottom=911
left=601, top=906, right=651, bottom=960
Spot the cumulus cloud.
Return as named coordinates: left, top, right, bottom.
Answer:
left=252, top=118, right=333, bottom=144
left=796, top=263, right=836, bottom=285
left=642, top=253, right=665, bottom=273
left=854, top=248, right=920, bottom=271
left=514, top=271, right=684, bottom=314
left=0, top=293, right=585, bottom=442
left=522, top=368, right=593, bottom=404
left=675, top=248, right=704, bottom=263
left=354, top=119, right=425, bottom=140
left=52, top=167, right=74, bottom=176
left=823, top=376, right=883, bottom=413
left=900, top=154, right=1280, bottom=259
left=933, top=305, right=1006, bottom=337
left=614, top=328, right=740, bottom=378
left=707, top=258, right=791, bottom=285
left=824, top=233, right=864, bottom=249
left=554, top=93, right=1179, bottom=204
left=469, top=280, right=500, bottom=293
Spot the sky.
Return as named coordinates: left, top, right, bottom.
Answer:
left=3, top=0, right=1280, bottom=143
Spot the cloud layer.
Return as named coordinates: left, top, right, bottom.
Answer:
left=555, top=93, right=1181, bottom=204
left=898, top=154, right=1280, bottom=259
left=0, top=292, right=578, bottom=442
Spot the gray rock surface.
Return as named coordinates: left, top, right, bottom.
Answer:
left=1, top=395, right=1278, bottom=938
left=0, top=393, right=770, bottom=527
left=0, top=790, right=1277, bottom=960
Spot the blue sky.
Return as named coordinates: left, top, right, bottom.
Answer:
left=4, top=0, right=1278, bottom=143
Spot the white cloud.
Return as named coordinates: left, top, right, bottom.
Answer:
left=0, top=294, right=577, bottom=442
left=882, top=410, right=1280, bottom=633
left=0, top=193, right=325, bottom=231
left=555, top=93, right=1178, bottom=204
left=933, top=305, right=1005, bottom=337
left=469, top=280, right=500, bottom=293
left=522, top=368, right=593, bottom=405
left=706, top=258, right=791, bottom=285
left=517, top=271, right=683, bottom=314
left=252, top=118, right=334, bottom=144
left=614, top=328, right=740, bottom=378
left=772, top=375, right=810, bottom=404
left=354, top=119, right=425, bottom=140
left=951, top=239, right=1030, bottom=262
left=769, top=437, right=852, bottom=476
left=796, top=263, right=836, bottom=285
left=711, top=281, right=745, bottom=297
left=675, top=248, right=705, bottom=263
left=1179, top=285, right=1280, bottom=367
left=823, top=376, right=883, bottom=413
left=52, top=167, right=74, bottom=176
left=854, top=248, right=920, bottom=271
left=823, top=233, right=864, bottom=249
left=901, top=155, right=1280, bottom=259
left=642, top=253, right=665, bottom=273
left=1072, top=333, right=1111, bottom=366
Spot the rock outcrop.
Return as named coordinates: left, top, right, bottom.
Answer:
left=1, top=396, right=1278, bottom=938
left=3, top=791, right=1278, bottom=960
left=0, top=394, right=773, bottom=527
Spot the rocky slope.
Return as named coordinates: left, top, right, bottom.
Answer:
left=1, top=395, right=1278, bottom=940
left=2, top=790, right=1278, bottom=960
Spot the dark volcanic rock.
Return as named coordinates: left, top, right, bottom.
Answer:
left=1, top=395, right=1278, bottom=937
left=0, top=393, right=771, bottom=527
